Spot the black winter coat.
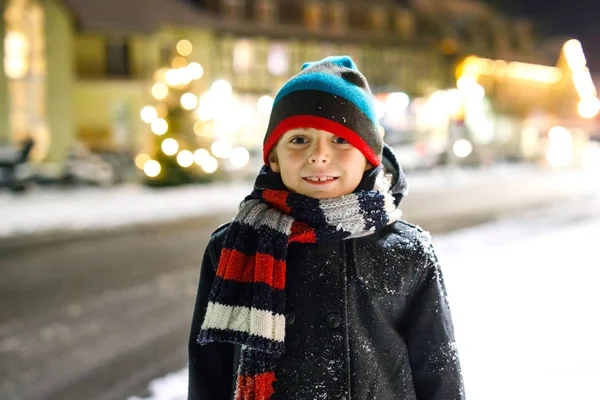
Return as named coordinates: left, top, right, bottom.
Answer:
left=188, top=218, right=465, bottom=400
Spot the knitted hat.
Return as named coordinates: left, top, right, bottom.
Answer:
left=263, top=55, right=383, bottom=167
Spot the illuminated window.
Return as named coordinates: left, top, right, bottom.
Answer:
left=233, top=39, right=254, bottom=73
left=105, top=38, right=130, bottom=77
left=4, top=1, right=48, bottom=160
left=394, top=8, right=415, bottom=40
left=304, top=1, right=324, bottom=31
left=255, top=0, right=276, bottom=24
left=223, top=0, right=246, bottom=19
left=328, top=1, right=347, bottom=32
left=268, top=43, right=289, bottom=76
left=369, top=6, right=387, bottom=32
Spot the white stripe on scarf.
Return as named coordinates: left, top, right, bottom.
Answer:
left=202, top=302, right=286, bottom=342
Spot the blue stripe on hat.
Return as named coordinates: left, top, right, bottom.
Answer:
left=273, top=71, right=378, bottom=125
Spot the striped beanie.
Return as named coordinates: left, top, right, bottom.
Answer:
left=263, top=55, right=383, bottom=167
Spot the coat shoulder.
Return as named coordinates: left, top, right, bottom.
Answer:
left=382, top=220, right=434, bottom=258
left=209, top=221, right=232, bottom=251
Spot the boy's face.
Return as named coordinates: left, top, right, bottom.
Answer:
left=269, top=128, right=371, bottom=199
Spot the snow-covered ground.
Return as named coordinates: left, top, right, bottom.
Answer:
left=129, top=198, right=600, bottom=400
left=1, top=164, right=596, bottom=239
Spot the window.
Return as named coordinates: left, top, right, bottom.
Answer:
left=105, top=38, right=130, bottom=77
left=268, top=43, right=289, bottom=76
left=394, top=8, right=415, bottom=40
left=223, top=0, right=246, bottom=19
left=304, top=1, right=324, bottom=31
left=233, top=39, right=254, bottom=73
left=328, top=1, right=347, bottom=32
left=256, top=0, right=276, bottom=24
left=369, top=6, right=387, bottom=32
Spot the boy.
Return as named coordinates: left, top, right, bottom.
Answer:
left=188, top=56, right=465, bottom=400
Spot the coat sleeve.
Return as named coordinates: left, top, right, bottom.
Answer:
left=188, top=235, right=236, bottom=400
left=402, top=240, right=465, bottom=400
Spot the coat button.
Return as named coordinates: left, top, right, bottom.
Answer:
left=285, top=312, right=296, bottom=325
left=326, top=312, right=341, bottom=328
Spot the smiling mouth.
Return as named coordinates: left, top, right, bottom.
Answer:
left=302, top=176, right=339, bottom=183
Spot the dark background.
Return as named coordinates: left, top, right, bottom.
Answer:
left=483, top=0, right=600, bottom=73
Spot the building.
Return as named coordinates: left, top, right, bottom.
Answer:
left=1, top=0, right=541, bottom=178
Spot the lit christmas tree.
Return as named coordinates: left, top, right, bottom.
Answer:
left=135, top=39, right=252, bottom=186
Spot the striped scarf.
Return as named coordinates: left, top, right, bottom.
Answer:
left=198, top=169, right=402, bottom=400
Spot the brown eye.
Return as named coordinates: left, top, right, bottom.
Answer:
left=333, top=137, right=349, bottom=144
left=290, top=137, right=308, bottom=144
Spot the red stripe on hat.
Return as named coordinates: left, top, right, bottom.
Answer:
left=235, top=372, right=276, bottom=400
left=290, top=221, right=317, bottom=243
left=262, top=189, right=291, bottom=213
left=263, top=115, right=381, bottom=167
left=217, top=248, right=286, bottom=290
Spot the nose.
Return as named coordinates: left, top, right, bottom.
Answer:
left=308, top=138, right=330, bottom=164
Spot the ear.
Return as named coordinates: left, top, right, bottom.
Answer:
left=270, top=160, right=280, bottom=172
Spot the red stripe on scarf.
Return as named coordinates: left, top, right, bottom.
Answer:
left=235, top=372, right=276, bottom=400
left=262, top=189, right=291, bottom=214
left=217, top=248, right=286, bottom=290
left=290, top=221, right=317, bottom=243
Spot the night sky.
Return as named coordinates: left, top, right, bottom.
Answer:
left=483, top=0, right=600, bottom=73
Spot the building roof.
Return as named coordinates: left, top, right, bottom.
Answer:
left=62, top=0, right=212, bottom=34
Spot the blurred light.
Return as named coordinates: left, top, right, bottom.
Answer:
left=194, top=149, right=210, bottom=166
left=572, top=68, right=597, bottom=98
left=181, top=93, right=198, bottom=110
left=143, top=160, right=161, bottom=177
left=268, top=44, right=290, bottom=76
left=564, top=39, right=586, bottom=70
left=445, top=89, right=464, bottom=117
left=197, top=93, right=215, bottom=121
left=140, top=106, right=158, bottom=123
left=187, top=62, right=204, bottom=80
left=211, top=140, right=233, bottom=159
left=578, top=97, right=600, bottom=119
left=480, top=58, right=496, bottom=75
left=135, top=153, right=151, bottom=169
left=211, top=80, right=233, bottom=99
left=172, top=56, right=188, bottom=69
left=384, top=92, right=410, bottom=114
left=152, top=83, right=169, bottom=100
left=453, top=139, right=473, bottom=158
left=201, top=156, right=219, bottom=173
left=546, top=126, right=573, bottom=167
left=230, top=147, right=250, bottom=168
left=507, top=62, right=562, bottom=84
left=151, top=119, right=168, bottom=135
left=457, top=76, right=477, bottom=92
left=4, top=31, right=30, bottom=79
left=176, top=40, right=193, bottom=57
left=257, top=95, right=274, bottom=114
left=458, top=76, right=485, bottom=101
left=178, top=67, right=193, bottom=85
left=233, top=39, right=253, bottom=72
left=165, top=69, right=180, bottom=86
left=177, top=150, right=194, bottom=167
left=493, top=60, right=508, bottom=76
left=374, top=99, right=385, bottom=120
left=193, top=121, right=204, bottom=136
left=459, top=56, right=480, bottom=78
left=161, top=138, right=179, bottom=156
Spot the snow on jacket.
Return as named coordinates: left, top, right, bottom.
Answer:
left=188, top=218, right=465, bottom=400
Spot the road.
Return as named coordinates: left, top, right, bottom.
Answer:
left=0, top=178, right=597, bottom=400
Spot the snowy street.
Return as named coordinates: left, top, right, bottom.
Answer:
left=131, top=195, right=600, bottom=400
